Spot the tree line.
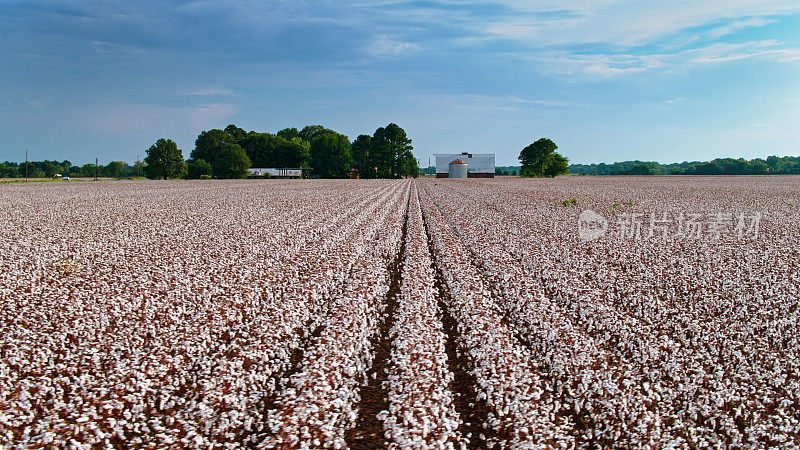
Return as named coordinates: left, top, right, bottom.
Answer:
left=1, top=123, right=419, bottom=180
left=0, top=160, right=144, bottom=179
left=146, top=123, right=419, bottom=179
left=569, top=155, right=800, bottom=176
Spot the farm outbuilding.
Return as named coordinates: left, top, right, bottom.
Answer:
left=248, top=168, right=309, bottom=179
left=434, top=153, right=494, bottom=178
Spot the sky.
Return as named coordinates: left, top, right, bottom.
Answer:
left=2, top=1, right=800, bottom=166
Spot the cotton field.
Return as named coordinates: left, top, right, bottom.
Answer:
left=1, top=177, right=798, bottom=449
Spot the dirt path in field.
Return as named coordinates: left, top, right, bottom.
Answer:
left=418, top=186, right=499, bottom=449
left=345, top=194, right=410, bottom=449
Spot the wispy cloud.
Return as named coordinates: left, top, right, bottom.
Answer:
left=418, top=94, right=592, bottom=112
left=686, top=41, right=800, bottom=63
left=188, top=103, right=239, bottom=128
left=529, top=40, right=800, bottom=75
left=71, top=102, right=238, bottom=136
left=179, top=88, right=235, bottom=97
left=25, top=97, right=51, bottom=108
left=471, top=1, right=800, bottom=46
left=364, top=34, right=421, bottom=57
left=703, top=17, right=775, bottom=39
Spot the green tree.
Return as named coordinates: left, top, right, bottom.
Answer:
left=21, top=162, right=43, bottom=178
left=81, top=163, right=97, bottom=178
left=620, top=164, right=652, bottom=175
left=694, top=162, right=721, bottom=175
left=372, top=123, right=414, bottom=178
left=766, top=156, right=787, bottom=172
left=519, top=138, right=568, bottom=177
left=299, top=125, right=329, bottom=143
left=191, top=129, right=236, bottom=166
left=520, top=138, right=555, bottom=177
left=128, top=160, right=145, bottom=178
left=224, top=124, right=247, bottom=145
left=241, top=132, right=280, bottom=167
left=103, top=161, right=127, bottom=178
left=186, top=159, right=213, bottom=179
left=310, top=132, right=352, bottom=178
left=750, top=160, right=769, bottom=175
left=144, top=138, right=187, bottom=179
left=276, top=137, right=310, bottom=167
left=351, top=134, right=374, bottom=178
left=212, top=142, right=251, bottom=179
left=399, top=152, right=419, bottom=178
left=277, top=127, right=300, bottom=141
left=41, top=160, right=57, bottom=178
left=192, top=128, right=252, bottom=178
left=240, top=132, right=310, bottom=168
left=60, top=160, right=72, bottom=176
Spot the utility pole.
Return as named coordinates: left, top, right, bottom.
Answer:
left=25, top=148, right=28, bottom=182
left=95, top=157, right=99, bottom=181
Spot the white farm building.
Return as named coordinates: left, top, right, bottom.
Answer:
left=434, top=153, right=495, bottom=178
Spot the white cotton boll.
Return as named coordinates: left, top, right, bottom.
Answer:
left=4, top=179, right=795, bottom=448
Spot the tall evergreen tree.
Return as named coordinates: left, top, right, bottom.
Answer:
left=310, top=132, right=352, bottom=178
left=372, top=123, right=413, bottom=178
left=351, top=134, right=374, bottom=178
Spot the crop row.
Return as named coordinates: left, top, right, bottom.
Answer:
left=3, top=177, right=797, bottom=448
left=380, top=183, right=462, bottom=448
left=261, top=180, right=410, bottom=448
left=0, top=180, right=407, bottom=447
left=419, top=177, right=800, bottom=448
left=417, top=185, right=573, bottom=448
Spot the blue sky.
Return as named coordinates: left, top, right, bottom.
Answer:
left=2, top=1, right=799, bottom=166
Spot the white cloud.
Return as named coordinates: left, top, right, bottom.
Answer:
left=348, top=0, right=800, bottom=78
left=530, top=40, right=800, bottom=76
left=529, top=52, right=663, bottom=76
left=703, top=17, right=775, bottom=39
left=476, top=1, right=800, bottom=47
left=364, top=34, right=420, bottom=57
left=686, top=41, right=800, bottom=63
